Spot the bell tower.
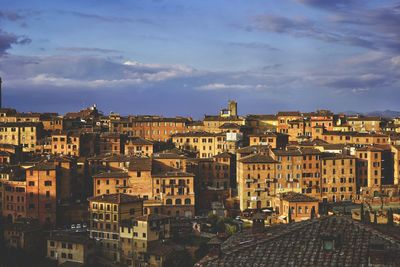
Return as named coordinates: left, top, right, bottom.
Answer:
left=228, top=100, right=237, bottom=116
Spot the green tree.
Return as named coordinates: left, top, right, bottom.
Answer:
left=225, top=223, right=237, bottom=235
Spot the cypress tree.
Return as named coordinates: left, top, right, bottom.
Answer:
left=310, top=206, right=316, bottom=220
left=287, top=207, right=292, bottom=223
left=360, top=204, right=364, bottom=222
left=387, top=208, right=394, bottom=226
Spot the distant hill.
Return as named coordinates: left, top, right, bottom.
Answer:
left=342, top=110, right=400, bottom=118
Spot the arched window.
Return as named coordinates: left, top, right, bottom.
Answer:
left=175, top=199, right=182, bottom=205
left=166, top=199, right=172, bottom=205
left=184, top=198, right=191, bottom=205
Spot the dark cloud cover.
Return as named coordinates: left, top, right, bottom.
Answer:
left=295, top=0, right=361, bottom=10
left=0, top=30, right=31, bottom=55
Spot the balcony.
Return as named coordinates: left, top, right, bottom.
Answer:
left=245, top=179, right=254, bottom=183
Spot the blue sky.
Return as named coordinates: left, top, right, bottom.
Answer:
left=0, top=0, right=399, bottom=118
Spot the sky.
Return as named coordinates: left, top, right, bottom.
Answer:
left=0, top=0, right=399, bottom=118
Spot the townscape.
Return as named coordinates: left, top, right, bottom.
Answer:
left=0, top=89, right=399, bottom=266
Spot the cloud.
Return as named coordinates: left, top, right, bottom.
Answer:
left=228, top=42, right=280, bottom=51
left=0, top=10, right=26, bottom=22
left=17, top=73, right=144, bottom=88
left=252, top=14, right=377, bottom=50
left=58, top=10, right=155, bottom=25
left=0, top=30, right=31, bottom=55
left=251, top=2, right=400, bottom=52
left=0, top=51, right=398, bottom=115
left=391, top=56, right=400, bottom=66
left=329, top=4, right=400, bottom=52
left=253, top=14, right=314, bottom=34
left=351, top=88, right=369, bottom=94
left=57, top=47, right=122, bottom=54
left=295, top=0, right=361, bottom=10
left=0, top=55, right=197, bottom=88
left=196, top=83, right=267, bottom=91
left=323, top=73, right=387, bottom=89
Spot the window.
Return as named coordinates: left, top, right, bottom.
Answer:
left=44, top=181, right=52, bottom=186
left=137, top=171, right=141, bottom=177
left=50, top=241, right=55, bottom=247
left=68, top=243, right=73, bottom=249
left=28, top=181, right=35, bottom=186
left=61, top=253, right=66, bottom=258
left=68, top=254, right=73, bottom=259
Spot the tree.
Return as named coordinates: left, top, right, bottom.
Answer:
left=360, top=204, right=365, bottom=222
left=373, top=211, right=378, bottom=224
left=287, top=207, right=292, bottom=223
left=225, top=223, right=237, bottom=235
left=364, top=210, right=370, bottom=224
left=310, top=206, right=316, bottom=220
left=387, top=208, right=394, bottom=226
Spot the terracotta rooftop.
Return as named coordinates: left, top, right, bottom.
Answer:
left=280, top=192, right=319, bottom=202
left=239, top=154, right=277, bottom=164
left=92, top=171, right=130, bottom=178
left=128, top=157, right=152, bottom=171
left=236, top=145, right=271, bottom=154
left=323, top=131, right=388, bottom=137
left=48, top=231, right=91, bottom=245
left=203, top=115, right=243, bottom=121
left=347, top=116, right=381, bottom=121
left=126, top=136, right=153, bottom=145
left=246, top=114, right=277, bottom=120
left=277, top=111, right=301, bottom=117
left=272, top=148, right=321, bottom=156
left=248, top=132, right=288, bottom=137
left=321, top=153, right=356, bottom=160
left=219, top=122, right=242, bottom=129
left=172, top=131, right=225, bottom=137
left=196, top=216, right=400, bottom=267
left=147, top=240, right=184, bottom=257
left=28, top=163, right=56, bottom=171
left=89, top=193, right=142, bottom=204
left=214, top=152, right=233, bottom=158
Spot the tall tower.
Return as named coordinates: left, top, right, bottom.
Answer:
left=228, top=100, right=237, bottom=116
